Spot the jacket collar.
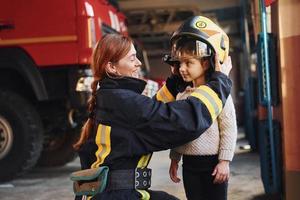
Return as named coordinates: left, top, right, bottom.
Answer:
left=99, top=76, right=147, bottom=94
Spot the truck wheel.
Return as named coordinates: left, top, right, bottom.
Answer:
left=0, top=90, right=43, bottom=182
left=37, top=129, right=79, bottom=167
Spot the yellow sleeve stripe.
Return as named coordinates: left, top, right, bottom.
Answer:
left=190, top=85, right=222, bottom=121
left=162, top=85, right=175, bottom=101
left=91, top=124, right=111, bottom=168
left=191, top=92, right=217, bottom=121
left=156, top=85, right=175, bottom=103
left=200, top=86, right=223, bottom=111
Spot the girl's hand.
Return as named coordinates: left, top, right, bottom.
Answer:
left=215, top=54, right=232, bottom=76
left=212, top=160, right=230, bottom=184
left=169, top=159, right=181, bottom=183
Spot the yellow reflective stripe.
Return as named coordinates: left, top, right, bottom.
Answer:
left=91, top=124, right=111, bottom=168
left=190, top=86, right=222, bottom=121
left=0, top=35, right=77, bottom=46
left=191, top=92, right=216, bottom=120
left=161, top=85, right=175, bottom=102
left=156, top=85, right=175, bottom=103
left=137, top=155, right=146, bottom=167
left=194, top=89, right=221, bottom=116
left=87, top=196, right=92, bottom=200
left=200, top=86, right=222, bottom=111
left=91, top=124, right=104, bottom=168
left=136, top=154, right=152, bottom=199
left=137, top=189, right=150, bottom=200
left=101, top=126, right=112, bottom=162
left=156, top=91, right=166, bottom=102
left=156, top=88, right=168, bottom=102
left=137, top=154, right=151, bottom=168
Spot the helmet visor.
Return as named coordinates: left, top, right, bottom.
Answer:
left=171, top=37, right=212, bottom=60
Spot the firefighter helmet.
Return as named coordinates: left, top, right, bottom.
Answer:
left=170, top=16, right=229, bottom=64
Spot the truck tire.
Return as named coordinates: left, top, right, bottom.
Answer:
left=0, top=90, right=43, bottom=182
left=37, top=129, right=79, bottom=167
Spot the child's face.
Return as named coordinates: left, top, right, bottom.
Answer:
left=178, top=54, right=209, bottom=82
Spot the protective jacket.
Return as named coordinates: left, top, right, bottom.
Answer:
left=76, top=72, right=231, bottom=200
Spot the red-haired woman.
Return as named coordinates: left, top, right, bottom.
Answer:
left=72, top=33, right=232, bottom=200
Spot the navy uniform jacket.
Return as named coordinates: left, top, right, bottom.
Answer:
left=77, top=72, right=232, bottom=200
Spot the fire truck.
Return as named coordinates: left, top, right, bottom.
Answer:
left=0, top=0, right=127, bottom=181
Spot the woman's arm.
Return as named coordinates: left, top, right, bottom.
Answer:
left=129, top=72, right=232, bottom=154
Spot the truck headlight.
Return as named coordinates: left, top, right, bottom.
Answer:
left=76, top=69, right=93, bottom=92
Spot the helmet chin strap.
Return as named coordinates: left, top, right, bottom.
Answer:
left=209, top=55, right=215, bottom=71
left=201, top=54, right=215, bottom=81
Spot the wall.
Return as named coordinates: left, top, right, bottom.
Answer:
left=274, top=0, right=300, bottom=199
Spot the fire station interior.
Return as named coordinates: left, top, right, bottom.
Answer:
left=0, top=0, right=299, bottom=200
left=119, top=1, right=299, bottom=199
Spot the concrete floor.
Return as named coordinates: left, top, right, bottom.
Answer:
left=0, top=136, right=278, bottom=200
left=149, top=151, right=264, bottom=200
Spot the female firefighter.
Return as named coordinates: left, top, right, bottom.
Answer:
left=72, top=18, right=232, bottom=200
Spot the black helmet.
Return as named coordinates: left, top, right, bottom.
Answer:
left=170, top=16, right=229, bottom=64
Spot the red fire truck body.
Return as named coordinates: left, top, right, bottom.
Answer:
left=0, top=0, right=127, bottom=181
left=1, top=0, right=126, bottom=65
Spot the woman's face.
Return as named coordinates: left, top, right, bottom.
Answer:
left=115, top=43, right=142, bottom=78
left=178, top=55, right=208, bottom=82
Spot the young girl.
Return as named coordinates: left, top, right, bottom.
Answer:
left=168, top=18, right=237, bottom=200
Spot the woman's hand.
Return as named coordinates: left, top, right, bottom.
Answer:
left=212, top=160, right=230, bottom=184
left=169, top=159, right=181, bottom=183
left=215, top=54, right=232, bottom=76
